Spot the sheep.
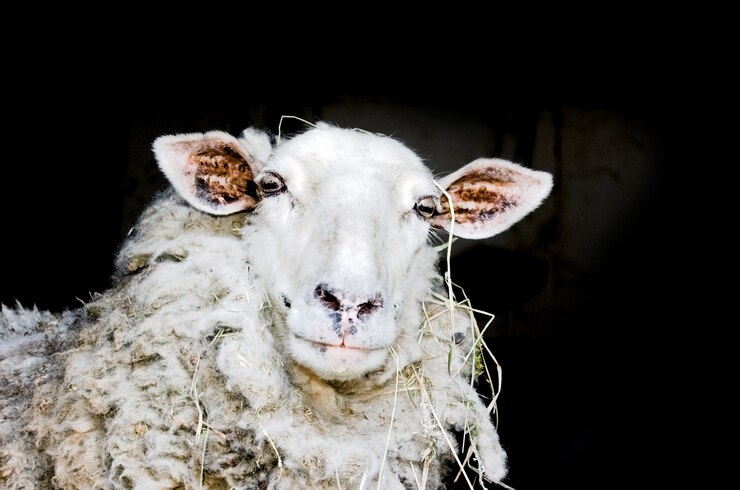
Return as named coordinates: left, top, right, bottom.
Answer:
left=0, top=121, right=552, bottom=489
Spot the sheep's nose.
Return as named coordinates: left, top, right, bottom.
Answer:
left=314, top=283, right=384, bottom=320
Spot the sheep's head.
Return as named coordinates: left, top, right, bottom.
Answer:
left=154, top=122, right=552, bottom=381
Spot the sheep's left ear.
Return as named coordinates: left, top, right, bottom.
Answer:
left=429, top=158, right=553, bottom=239
left=153, top=127, right=272, bottom=215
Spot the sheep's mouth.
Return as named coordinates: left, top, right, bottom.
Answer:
left=315, top=342, right=368, bottom=353
left=289, top=334, right=390, bottom=380
left=300, top=338, right=373, bottom=354
left=285, top=317, right=394, bottom=378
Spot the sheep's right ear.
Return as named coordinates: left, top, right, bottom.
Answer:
left=153, top=127, right=272, bottom=215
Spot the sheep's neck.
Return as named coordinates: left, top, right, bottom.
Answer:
left=283, top=361, right=393, bottom=418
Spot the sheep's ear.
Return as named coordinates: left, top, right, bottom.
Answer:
left=429, top=158, right=553, bottom=239
left=153, top=128, right=271, bottom=215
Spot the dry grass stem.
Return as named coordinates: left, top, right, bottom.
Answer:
left=378, top=345, right=402, bottom=489
left=414, top=363, right=476, bottom=490
left=199, top=428, right=209, bottom=489
left=190, top=355, right=205, bottom=444
left=277, top=115, right=317, bottom=145
left=260, top=424, right=282, bottom=469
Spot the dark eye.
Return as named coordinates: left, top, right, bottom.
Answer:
left=415, top=195, right=437, bottom=218
left=258, top=172, right=286, bottom=196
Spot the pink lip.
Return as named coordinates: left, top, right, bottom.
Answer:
left=310, top=340, right=368, bottom=352
left=295, top=335, right=370, bottom=353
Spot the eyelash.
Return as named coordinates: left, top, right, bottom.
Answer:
left=415, top=196, right=437, bottom=218
left=258, top=172, right=286, bottom=196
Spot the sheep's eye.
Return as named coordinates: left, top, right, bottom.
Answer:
left=415, top=196, right=437, bottom=219
left=259, top=172, right=286, bottom=196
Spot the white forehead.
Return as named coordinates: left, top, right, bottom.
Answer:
left=267, top=124, right=437, bottom=198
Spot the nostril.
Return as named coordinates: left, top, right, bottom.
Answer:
left=314, top=284, right=341, bottom=311
left=357, top=294, right=384, bottom=320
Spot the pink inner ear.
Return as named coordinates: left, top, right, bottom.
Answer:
left=188, top=143, right=260, bottom=210
left=154, top=131, right=263, bottom=216
left=430, top=158, right=553, bottom=240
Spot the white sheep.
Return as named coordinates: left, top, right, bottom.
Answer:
left=0, top=122, right=552, bottom=489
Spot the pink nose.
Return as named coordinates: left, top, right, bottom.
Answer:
left=314, top=283, right=384, bottom=324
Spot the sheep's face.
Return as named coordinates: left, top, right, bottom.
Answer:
left=154, top=122, right=553, bottom=381
left=245, top=127, right=441, bottom=380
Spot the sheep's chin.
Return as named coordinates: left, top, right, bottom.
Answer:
left=288, top=336, right=389, bottom=381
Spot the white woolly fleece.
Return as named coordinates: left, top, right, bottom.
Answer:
left=0, top=190, right=506, bottom=489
